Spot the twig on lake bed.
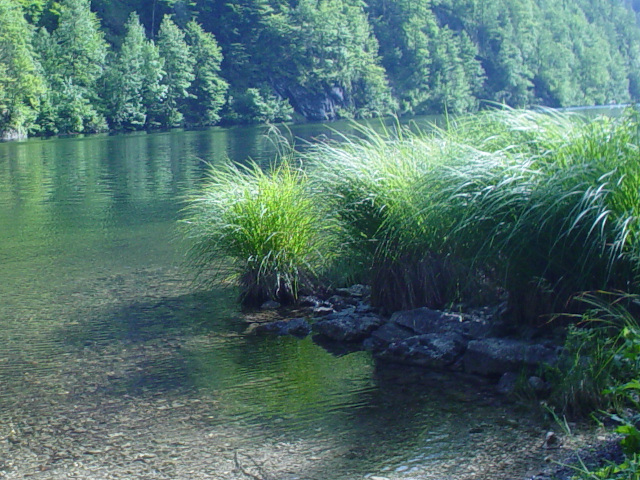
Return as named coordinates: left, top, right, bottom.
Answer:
left=233, top=451, right=273, bottom=480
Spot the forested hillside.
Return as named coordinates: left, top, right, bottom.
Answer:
left=2, top=0, right=640, bottom=138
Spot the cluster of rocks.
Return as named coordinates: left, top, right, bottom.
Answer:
left=253, top=285, right=563, bottom=394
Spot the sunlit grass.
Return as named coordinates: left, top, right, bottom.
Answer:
left=306, top=108, right=640, bottom=319
left=182, top=107, right=640, bottom=322
left=182, top=158, right=341, bottom=306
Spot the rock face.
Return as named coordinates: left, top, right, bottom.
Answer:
left=273, top=80, right=348, bottom=121
left=1, top=129, right=26, bottom=141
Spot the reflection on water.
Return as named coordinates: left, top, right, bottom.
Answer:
left=0, top=123, right=549, bottom=479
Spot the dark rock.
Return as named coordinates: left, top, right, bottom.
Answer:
left=390, top=307, right=492, bottom=339
left=463, top=338, right=558, bottom=377
left=313, top=312, right=383, bottom=342
left=364, top=307, right=489, bottom=355
left=528, top=376, right=549, bottom=393
left=260, top=300, right=281, bottom=310
left=390, top=307, right=463, bottom=335
left=497, top=372, right=519, bottom=395
left=355, top=302, right=376, bottom=314
left=363, top=322, right=416, bottom=351
left=299, top=295, right=322, bottom=308
left=273, top=80, right=347, bottom=121
left=254, top=318, right=311, bottom=338
left=375, top=332, right=466, bottom=368
left=327, top=295, right=358, bottom=310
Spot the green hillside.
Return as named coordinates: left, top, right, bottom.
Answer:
left=2, top=0, right=640, bottom=137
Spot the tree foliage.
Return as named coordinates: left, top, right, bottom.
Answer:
left=2, top=0, right=640, bottom=137
left=155, top=15, right=194, bottom=127
left=0, top=0, right=44, bottom=137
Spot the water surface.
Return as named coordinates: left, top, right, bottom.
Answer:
left=0, top=123, right=554, bottom=479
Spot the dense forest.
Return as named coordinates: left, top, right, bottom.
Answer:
left=1, top=0, right=640, bottom=138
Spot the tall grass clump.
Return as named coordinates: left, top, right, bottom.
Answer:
left=308, top=124, right=488, bottom=312
left=307, top=108, right=640, bottom=321
left=182, top=158, right=340, bottom=306
left=545, top=293, right=640, bottom=417
left=421, top=108, right=640, bottom=322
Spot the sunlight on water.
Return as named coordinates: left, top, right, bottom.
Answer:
left=0, top=123, right=552, bottom=480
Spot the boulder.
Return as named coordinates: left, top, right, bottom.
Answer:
left=391, top=307, right=491, bottom=338
left=364, top=307, right=485, bottom=353
left=497, top=372, right=519, bottom=395
left=375, top=332, right=466, bottom=368
left=254, top=318, right=311, bottom=338
left=363, top=322, right=416, bottom=351
left=313, top=311, right=384, bottom=342
left=463, top=338, right=558, bottom=377
left=390, top=307, right=463, bottom=334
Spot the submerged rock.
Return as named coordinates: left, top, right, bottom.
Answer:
left=254, top=318, right=311, bottom=338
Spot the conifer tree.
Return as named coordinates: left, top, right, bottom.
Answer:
left=103, top=12, right=165, bottom=129
left=183, top=20, right=227, bottom=126
left=54, top=0, right=107, bottom=89
left=0, top=0, right=45, bottom=137
left=155, top=15, right=194, bottom=127
left=34, top=0, right=108, bottom=133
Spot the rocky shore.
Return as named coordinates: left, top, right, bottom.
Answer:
left=250, top=285, right=563, bottom=396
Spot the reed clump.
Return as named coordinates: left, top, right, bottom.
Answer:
left=182, top=159, right=340, bottom=306
left=183, top=107, right=640, bottom=322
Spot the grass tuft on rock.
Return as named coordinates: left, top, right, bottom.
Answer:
left=182, top=158, right=340, bottom=306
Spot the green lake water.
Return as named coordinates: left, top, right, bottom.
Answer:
left=0, top=122, right=554, bottom=479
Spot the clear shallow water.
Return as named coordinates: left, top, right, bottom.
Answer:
left=0, top=123, right=551, bottom=479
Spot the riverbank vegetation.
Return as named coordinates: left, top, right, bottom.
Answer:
left=184, top=107, right=640, bottom=476
left=185, top=108, right=640, bottom=317
left=3, top=0, right=640, bottom=139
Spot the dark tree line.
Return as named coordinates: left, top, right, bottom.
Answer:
left=2, top=0, right=640, bottom=138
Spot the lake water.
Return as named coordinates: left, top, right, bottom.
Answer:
left=0, top=121, right=562, bottom=479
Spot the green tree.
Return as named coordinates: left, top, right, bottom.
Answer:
left=103, top=12, right=166, bottom=129
left=369, top=0, right=482, bottom=115
left=53, top=0, right=107, bottom=88
left=259, top=0, right=394, bottom=119
left=0, top=0, right=45, bottom=138
left=155, top=14, right=194, bottom=127
left=33, top=0, right=108, bottom=133
left=183, top=20, right=227, bottom=126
